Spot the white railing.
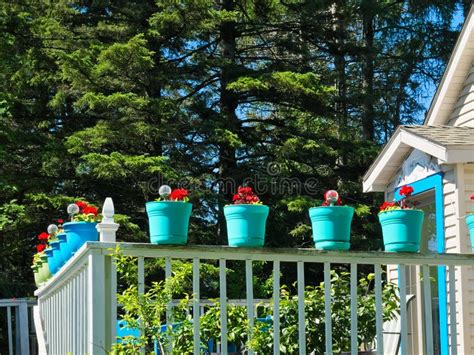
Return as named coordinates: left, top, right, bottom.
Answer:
left=0, top=298, right=37, bottom=355
left=34, top=241, right=474, bottom=355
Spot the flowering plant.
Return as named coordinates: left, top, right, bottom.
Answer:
left=71, top=201, right=101, bottom=222
left=321, top=190, right=342, bottom=206
left=232, top=186, right=261, bottom=205
left=155, top=185, right=190, bottom=202
left=379, top=185, right=416, bottom=213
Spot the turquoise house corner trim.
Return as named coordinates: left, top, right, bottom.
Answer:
left=394, top=172, right=448, bottom=355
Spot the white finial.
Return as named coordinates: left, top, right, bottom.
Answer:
left=102, top=197, right=115, bottom=222
left=96, top=197, right=119, bottom=243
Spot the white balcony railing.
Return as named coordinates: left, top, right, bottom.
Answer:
left=34, top=241, right=474, bottom=355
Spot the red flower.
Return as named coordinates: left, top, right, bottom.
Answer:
left=232, top=186, right=260, bottom=204
left=83, top=206, right=98, bottom=216
left=38, top=232, right=49, bottom=241
left=470, top=194, right=474, bottom=201
left=379, top=201, right=397, bottom=211
left=36, top=244, right=46, bottom=253
left=399, top=185, right=414, bottom=197
left=170, top=188, right=189, bottom=201
left=75, top=201, right=88, bottom=211
left=57, top=219, right=64, bottom=224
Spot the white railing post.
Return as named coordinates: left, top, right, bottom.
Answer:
left=88, top=251, right=107, bottom=354
left=96, top=197, right=120, bottom=242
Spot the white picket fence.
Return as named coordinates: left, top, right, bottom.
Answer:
left=32, top=199, right=474, bottom=354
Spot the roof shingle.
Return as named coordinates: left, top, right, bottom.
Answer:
left=402, top=125, right=474, bottom=146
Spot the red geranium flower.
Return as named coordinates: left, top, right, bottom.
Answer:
left=232, top=186, right=260, bottom=204
left=38, top=232, right=49, bottom=241
left=170, top=188, right=189, bottom=201
left=36, top=244, right=46, bottom=253
left=75, top=201, right=88, bottom=211
left=470, top=194, right=474, bottom=201
left=83, top=206, right=98, bottom=216
left=57, top=219, right=64, bottom=224
left=399, top=185, right=414, bottom=197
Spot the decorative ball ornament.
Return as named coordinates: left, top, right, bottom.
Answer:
left=67, top=203, right=80, bottom=216
left=47, top=224, right=58, bottom=235
left=159, top=185, right=172, bottom=199
left=325, top=190, right=339, bottom=206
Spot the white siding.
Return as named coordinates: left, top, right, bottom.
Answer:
left=463, top=164, right=474, bottom=352
left=448, top=62, right=474, bottom=127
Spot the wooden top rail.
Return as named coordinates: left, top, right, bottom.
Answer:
left=93, top=241, right=474, bottom=265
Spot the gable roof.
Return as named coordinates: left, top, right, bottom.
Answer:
left=362, top=125, right=474, bottom=192
left=425, top=6, right=474, bottom=126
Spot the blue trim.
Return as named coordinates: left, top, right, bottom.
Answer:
left=394, top=172, right=448, bottom=355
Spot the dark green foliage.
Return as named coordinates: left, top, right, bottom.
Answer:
left=0, top=0, right=464, bottom=296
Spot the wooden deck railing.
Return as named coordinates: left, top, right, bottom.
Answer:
left=33, top=241, right=474, bottom=355
left=32, top=199, right=474, bottom=354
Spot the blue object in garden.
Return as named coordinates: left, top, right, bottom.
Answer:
left=146, top=202, right=192, bottom=245
left=224, top=204, right=269, bottom=247
left=466, top=214, right=474, bottom=251
left=379, top=209, right=424, bottom=252
left=309, top=206, right=354, bottom=250
left=63, top=221, right=98, bottom=257
left=116, top=320, right=140, bottom=344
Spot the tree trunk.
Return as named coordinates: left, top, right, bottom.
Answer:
left=217, top=0, right=239, bottom=244
left=362, top=5, right=375, bottom=141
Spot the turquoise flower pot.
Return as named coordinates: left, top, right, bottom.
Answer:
left=224, top=204, right=269, bottom=247
left=466, top=215, right=474, bottom=251
left=379, top=209, right=424, bottom=252
left=56, top=233, right=68, bottom=268
left=46, top=241, right=62, bottom=275
left=309, top=206, right=354, bottom=250
left=63, top=221, right=99, bottom=257
left=146, top=201, right=192, bottom=244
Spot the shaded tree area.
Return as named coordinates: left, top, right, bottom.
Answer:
left=0, top=0, right=464, bottom=296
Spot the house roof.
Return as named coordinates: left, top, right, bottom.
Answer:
left=362, top=125, right=474, bottom=192
left=425, top=5, right=474, bottom=126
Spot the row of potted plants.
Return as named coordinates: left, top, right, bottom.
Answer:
left=145, top=184, right=433, bottom=253
left=33, top=188, right=474, bottom=287
left=32, top=201, right=101, bottom=286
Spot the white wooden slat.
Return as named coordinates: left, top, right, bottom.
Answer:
left=324, top=262, right=332, bottom=355
left=375, top=264, right=383, bottom=355
left=138, top=256, right=145, bottom=295
left=109, top=256, right=118, bottom=348
left=193, top=257, right=200, bottom=355
left=350, top=263, right=358, bottom=355
left=399, top=265, right=408, bottom=355
left=219, top=259, right=228, bottom=355
left=297, top=261, right=306, bottom=354
left=246, top=259, right=255, bottom=355
left=422, top=265, right=434, bottom=354
left=165, top=257, right=172, bottom=325
left=449, top=265, right=457, bottom=355
left=7, top=306, right=13, bottom=355
left=273, top=260, right=280, bottom=355
left=88, top=252, right=106, bottom=354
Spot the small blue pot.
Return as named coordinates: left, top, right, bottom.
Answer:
left=224, top=204, right=269, bottom=247
left=146, top=202, right=192, bottom=244
left=56, top=233, right=68, bottom=268
left=309, top=206, right=354, bottom=250
left=466, top=215, right=474, bottom=251
left=46, top=242, right=61, bottom=275
left=63, top=221, right=99, bottom=257
left=379, top=209, right=424, bottom=252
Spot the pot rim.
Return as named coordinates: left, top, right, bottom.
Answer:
left=378, top=208, right=424, bottom=216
